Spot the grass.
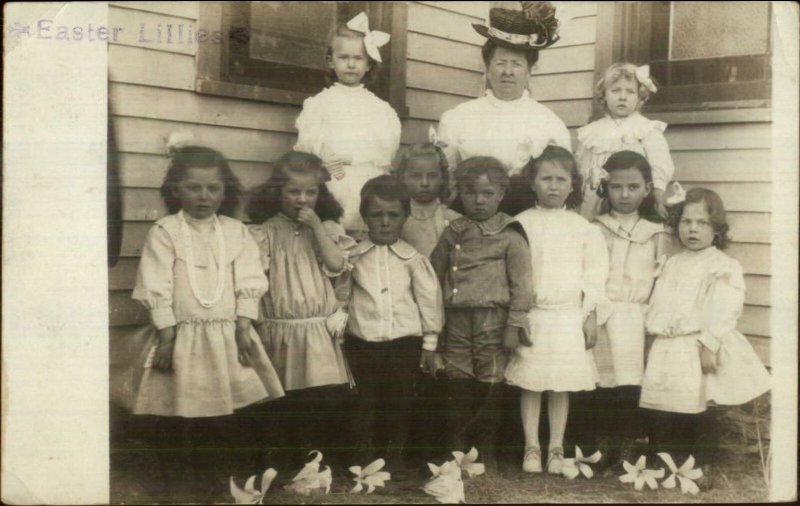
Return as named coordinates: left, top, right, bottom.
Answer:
left=111, top=395, right=771, bottom=504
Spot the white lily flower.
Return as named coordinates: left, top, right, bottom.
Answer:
left=230, top=468, right=277, bottom=504
left=619, top=455, right=665, bottom=491
left=561, top=446, right=602, bottom=480
left=350, top=458, right=391, bottom=494
left=658, top=453, right=703, bottom=495
left=451, top=447, right=485, bottom=478
left=422, top=460, right=464, bottom=504
left=284, top=450, right=332, bottom=496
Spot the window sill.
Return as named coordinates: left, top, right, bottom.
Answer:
left=196, top=78, right=310, bottom=106
left=645, top=107, right=772, bottom=126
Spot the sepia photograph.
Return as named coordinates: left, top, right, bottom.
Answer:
left=3, top=1, right=798, bottom=504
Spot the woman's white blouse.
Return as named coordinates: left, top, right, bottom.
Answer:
left=437, top=90, right=572, bottom=175
left=294, top=82, right=401, bottom=168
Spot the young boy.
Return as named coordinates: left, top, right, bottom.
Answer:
left=430, top=157, right=534, bottom=469
left=337, top=175, right=443, bottom=479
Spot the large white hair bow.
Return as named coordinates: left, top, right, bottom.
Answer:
left=346, top=12, right=390, bottom=63
left=428, top=126, right=448, bottom=149
left=635, top=65, right=658, bottom=94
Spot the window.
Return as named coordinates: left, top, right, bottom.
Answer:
left=610, top=1, right=771, bottom=112
left=196, top=2, right=407, bottom=114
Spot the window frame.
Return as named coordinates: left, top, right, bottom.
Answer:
left=195, top=2, right=408, bottom=116
left=593, top=1, right=772, bottom=124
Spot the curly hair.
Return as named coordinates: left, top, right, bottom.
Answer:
left=246, top=151, right=343, bottom=224
left=393, top=142, right=451, bottom=202
left=360, top=174, right=410, bottom=217
left=520, top=145, right=582, bottom=210
left=594, top=62, right=656, bottom=112
left=325, top=26, right=382, bottom=87
left=600, top=150, right=662, bottom=223
left=667, top=187, right=731, bottom=249
left=449, top=156, right=510, bottom=215
left=160, top=145, right=242, bottom=217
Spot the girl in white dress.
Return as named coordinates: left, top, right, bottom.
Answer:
left=577, top=63, right=675, bottom=221
left=590, top=151, right=675, bottom=470
left=131, top=146, right=284, bottom=499
left=247, top=151, right=355, bottom=467
left=295, top=12, right=401, bottom=239
left=641, top=187, right=770, bottom=468
left=506, top=146, right=610, bottom=474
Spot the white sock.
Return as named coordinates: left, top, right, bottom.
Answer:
left=521, top=390, right=542, bottom=449
left=548, top=391, right=570, bottom=450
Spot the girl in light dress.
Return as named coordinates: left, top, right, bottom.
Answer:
left=397, top=130, right=462, bottom=257
left=577, top=63, right=676, bottom=221
left=590, top=151, right=676, bottom=470
left=247, top=151, right=356, bottom=468
left=295, top=12, right=401, bottom=239
left=505, top=146, right=610, bottom=475
left=641, top=187, right=770, bottom=470
left=131, top=146, right=284, bottom=500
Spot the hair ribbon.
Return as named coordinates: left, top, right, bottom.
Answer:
left=665, top=181, right=686, bottom=206
left=428, top=126, right=448, bottom=149
left=346, top=12, right=390, bottom=63
left=589, top=166, right=609, bottom=191
left=635, top=65, right=658, bottom=94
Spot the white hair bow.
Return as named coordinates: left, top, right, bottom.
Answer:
left=346, top=12, right=390, bottom=63
left=428, top=126, right=448, bottom=148
left=665, top=181, right=686, bottom=206
left=635, top=65, right=658, bottom=94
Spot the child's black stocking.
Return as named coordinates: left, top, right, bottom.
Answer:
left=473, top=382, right=504, bottom=468
left=446, top=379, right=475, bottom=452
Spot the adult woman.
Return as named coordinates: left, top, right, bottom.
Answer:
left=437, top=2, right=571, bottom=214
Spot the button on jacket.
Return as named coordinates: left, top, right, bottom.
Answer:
left=336, top=239, right=443, bottom=351
left=430, top=213, right=534, bottom=330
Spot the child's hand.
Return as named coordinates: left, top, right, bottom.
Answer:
left=153, top=327, right=176, bottom=373
left=700, top=344, right=717, bottom=374
left=653, top=188, right=668, bottom=219
left=420, top=350, right=444, bottom=377
left=503, top=326, right=530, bottom=352
left=583, top=312, right=598, bottom=350
left=235, top=320, right=254, bottom=367
left=296, top=207, right=323, bottom=230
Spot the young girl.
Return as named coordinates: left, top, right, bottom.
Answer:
left=397, top=133, right=462, bottom=257
left=577, top=63, right=675, bottom=221
left=591, top=151, right=676, bottom=469
left=247, top=151, right=355, bottom=467
left=505, top=146, right=609, bottom=474
left=295, top=12, right=401, bottom=239
left=132, top=145, right=284, bottom=500
left=641, top=187, right=770, bottom=470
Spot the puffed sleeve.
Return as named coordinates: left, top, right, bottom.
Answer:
left=550, top=113, right=573, bottom=153
left=234, top=225, right=270, bottom=320
left=505, top=230, right=534, bottom=331
left=411, top=255, right=444, bottom=351
left=437, top=108, right=461, bottom=173
left=641, top=124, right=675, bottom=191
left=385, top=103, right=402, bottom=164
left=582, top=223, right=612, bottom=324
left=574, top=138, right=594, bottom=181
left=320, top=220, right=357, bottom=277
left=132, top=224, right=177, bottom=330
left=696, top=258, right=746, bottom=353
left=294, top=95, right=325, bottom=158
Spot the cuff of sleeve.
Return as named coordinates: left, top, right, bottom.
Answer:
left=593, top=300, right=613, bottom=326
left=235, top=298, right=260, bottom=321
left=506, top=310, right=529, bottom=330
left=422, top=334, right=438, bottom=352
left=696, top=331, right=721, bottom=353
left=151, top=308, right=177, bottom=330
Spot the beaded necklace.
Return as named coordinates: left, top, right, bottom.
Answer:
left=178, top=210, right=226, bottom=308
